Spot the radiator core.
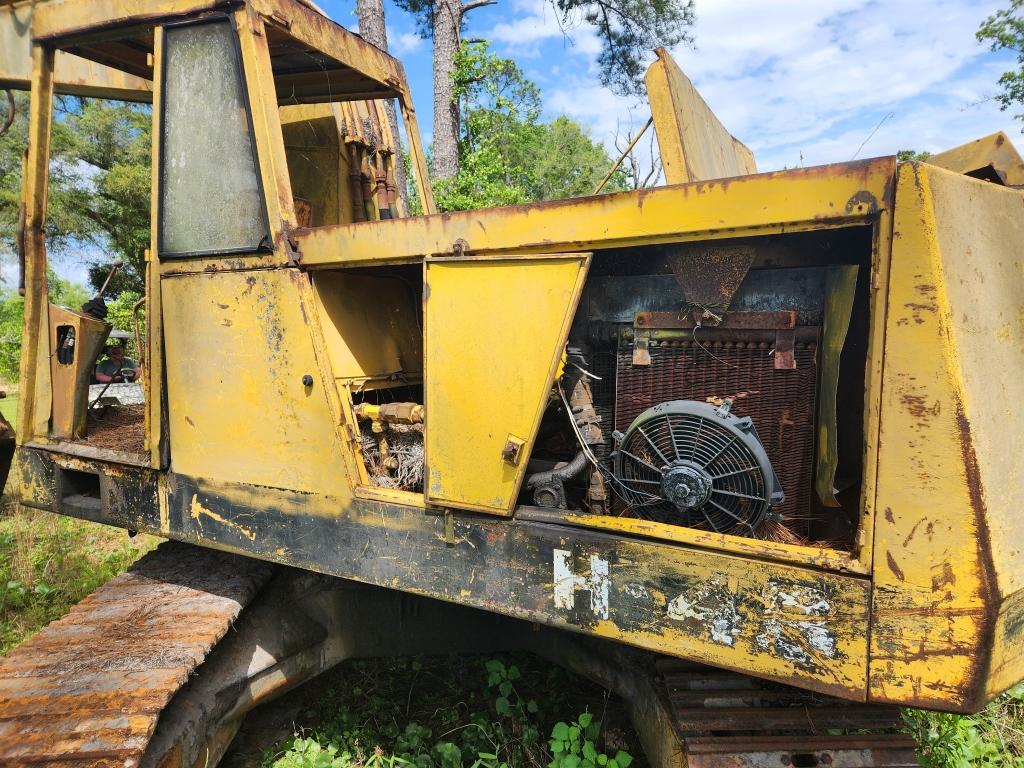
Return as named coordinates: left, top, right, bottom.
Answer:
left=614, top=335, right=818, bottom=536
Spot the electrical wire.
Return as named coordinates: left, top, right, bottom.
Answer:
left=557, top=379, right=661, bottom=508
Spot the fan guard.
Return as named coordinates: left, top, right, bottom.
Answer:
left=612, top=399, right=784, bottom=536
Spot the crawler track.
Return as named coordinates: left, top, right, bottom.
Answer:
left=0, top=542, right=274, bottom=767
left=657, top=659, right=919, bottom=767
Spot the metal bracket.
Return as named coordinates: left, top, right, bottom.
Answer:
left=773, top=328, right=797, bottom=370
left=502, top=435, right=526, bottom=465
left=632, top=325, right=652, bottom=366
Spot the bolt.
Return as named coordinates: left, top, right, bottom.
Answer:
left=302, top=374, right=314, bottom=387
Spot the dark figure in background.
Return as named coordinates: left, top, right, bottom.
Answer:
left=95, top=343, right=140, bottom=383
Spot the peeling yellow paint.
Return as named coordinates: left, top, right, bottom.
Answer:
left=190, top=494, right=257, bottom=542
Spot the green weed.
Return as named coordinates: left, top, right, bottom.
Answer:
left=548, top=712, right=632, bottom=768
left=0, top=503, right=159, bottom=652
left=262, top=654, right=638, bottom=768
left=904, top=684, right=1024, bottom=767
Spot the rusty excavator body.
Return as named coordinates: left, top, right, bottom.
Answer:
left=1, top=0, right=1024, bottom=765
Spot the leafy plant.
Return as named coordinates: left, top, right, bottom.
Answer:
left=549, top=714, right=631, bottom=768
left=903, top=683, right=1024, bottom=767
left=0, top=503, right=159, bottom=652
left=262, top=654, right=639, bottom=768
left=978, top=0, right=1024, bottom=126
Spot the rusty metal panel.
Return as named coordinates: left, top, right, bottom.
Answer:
left=657, top=660, right=918, bottom=768
left=0, top=2, right=153, bottom=100
left=294, top=158, right=897, bottom=267
left=871, top=162, right=1024, bottom=710
left=928, top=131, right=1024, bottom=186
left=424, top=254, right=590, bottom=515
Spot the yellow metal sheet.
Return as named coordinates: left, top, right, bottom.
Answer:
left=928, top=131, right=1024, bottom=186
left=311, top=271, right=422, bottom=386
left=161, top=269, right=352, bottom=497
left=424, top=254, right=590, bottom=515
left=558, top=537, right=870, bottom=700
left=644, top=47, right=756, bottom=184
left=1, top=2, right=152, bottom=100
left=869, top=162, right=1024, bottom=710
left=295, top=158, right=896, bottom=268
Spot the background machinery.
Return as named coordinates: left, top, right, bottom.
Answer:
left=1, top=0, right=1024, bottom=764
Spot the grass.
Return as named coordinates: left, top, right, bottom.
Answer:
left=0, top=388, right=17, bottom=426
left=0, top=502, right=159, bottom=653
left=261, top=653, right=641, bottom=768
left=904, top=691, right=1024, bottom=767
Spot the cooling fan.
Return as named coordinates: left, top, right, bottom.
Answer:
left=611, top=399, right=784, bottom=536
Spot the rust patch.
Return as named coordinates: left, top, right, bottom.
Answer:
left=953, top=398, right=1000, bottom=706
left=885, top=507, right=895, bottom=523
left=899, top=393, right=941, bottom=419
left=885, top=551, right=906, bottom=582
left=932, top=562, right=957, bottom=591
left=915, top=283, right=937, bottom=297
left=902, top=517, right=928, bottom=547
left=844, top=190, right=880, bottom=216
left=903, top=302, right=936, bottom=324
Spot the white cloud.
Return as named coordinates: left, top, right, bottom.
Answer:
left=486, top=0, right=602, bottom=60
left=531, top=0, right=1023, bottom=171
left=392, top=30, right=424, bottom=55
left=668, top=0, right=1018, bottom=170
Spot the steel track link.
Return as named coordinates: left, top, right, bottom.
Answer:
left=0, top=541, right=274, bottom=767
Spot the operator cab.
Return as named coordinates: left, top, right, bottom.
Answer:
left=18, top=0, right=431, bottom=467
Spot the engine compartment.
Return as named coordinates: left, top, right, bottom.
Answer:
left=319, top=225, right=873, bottom=553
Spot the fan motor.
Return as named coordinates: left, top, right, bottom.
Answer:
left=612, top=399, right=784, bottom=537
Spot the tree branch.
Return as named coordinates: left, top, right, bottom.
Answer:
left=461, top=0, right=496, bottom=14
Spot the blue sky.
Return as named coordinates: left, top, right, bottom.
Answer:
left=321, top=0, right=1023, bottom=171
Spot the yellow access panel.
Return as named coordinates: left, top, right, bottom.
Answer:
left=425, top=254, right=590, bottom=515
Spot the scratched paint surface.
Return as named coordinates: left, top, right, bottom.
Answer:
left=161, top=269, right=351, bottom=496
left=547, top=541, right=868, bottom=699
left=870, top=162, right=1024, bottom=710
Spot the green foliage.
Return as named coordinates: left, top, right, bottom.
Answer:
left=0, top=291, right=24, bottom=383
left=263, top=654, right=636, bottom=768
left=435, top=41, right=625, bottom=212
left=0, top=93, right=151, bottom=294
left=903, top=684, right=1024, bottom=766
left=535, top=117, right=627, bottom=201
left=548, top=713, right=631, bottom=768
left=551, top=0, right=694, bottom=96
left=896, top=149, right=932, bottom=162
left=0, top=270, right=90, bottom=382
left=0, top=505, right=159, bottom=652
left=978, top=0, right=1024, bottom=126
left=104, top=290, right=145, bottom=360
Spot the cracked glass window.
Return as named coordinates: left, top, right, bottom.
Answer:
left=159, top=19, right=268, bottom=257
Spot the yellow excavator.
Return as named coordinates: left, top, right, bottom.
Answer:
left=2, top=0, right=1024, bottom=765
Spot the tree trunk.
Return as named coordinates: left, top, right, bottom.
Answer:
left=356, top=0, right=410, bottom=213
left=431, top=0, right=462, bottom=180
